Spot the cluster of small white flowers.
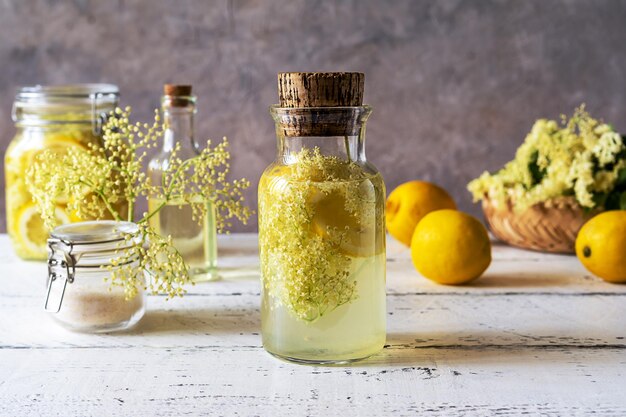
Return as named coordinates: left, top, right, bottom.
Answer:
left=26, top=107, right=251, bottom=299
left=468, top=106, right=626, bottom=211
left=259, top=148, right=384, bottom=321
left=107, top=223, right=190, bottom=300
left=145, top=138, right=252, bottom=233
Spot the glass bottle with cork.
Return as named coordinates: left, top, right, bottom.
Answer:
left=148, top=84, right=219, bottom=281
left=258, top=72, right=387, bottom=364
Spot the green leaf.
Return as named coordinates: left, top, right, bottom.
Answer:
left=527, top=150, right=547, bottom=186
left=592, top=191, right=608, bottom=208
left=582, top=205, right=595, bottom=215
left=605, top=191, right=621, bottom=210
left=620, top=191, right=626, bottom=210
left=615, top=167, right=626, bottom=189
left=591, top=155, right=604, bottom=174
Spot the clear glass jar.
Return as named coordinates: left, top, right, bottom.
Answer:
left=259, top=95, right=387, bottom=363
left=45, top=220, right=145, bottom=333
left=148, top=85, right=219, bottom=282
left=5, top=84, right=119, bottom=260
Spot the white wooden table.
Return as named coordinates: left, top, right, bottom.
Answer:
left=0, top=233, right=625, bottom=416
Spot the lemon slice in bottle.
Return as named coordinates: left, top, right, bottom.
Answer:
left=15, top=203, right=70, bottom=258
left=309, top=183, right=381, bottom=258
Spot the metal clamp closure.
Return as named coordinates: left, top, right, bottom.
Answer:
left=45, top=239, right=77, bottom=313
left=90, top=91, right=112, bottom=136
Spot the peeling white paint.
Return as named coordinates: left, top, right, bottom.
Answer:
left=0, top=234, right=624, bottom=416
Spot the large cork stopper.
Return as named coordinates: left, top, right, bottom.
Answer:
left=275, top=72, right=366, bottom=136
left=163, top=84, right=193, bottom=107
left=278, top=72, right=364, bottom=108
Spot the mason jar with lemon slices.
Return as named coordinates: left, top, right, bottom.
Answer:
left=258, top=73, right=386, bottom=364
left=5, top=84, right=119, bottom=260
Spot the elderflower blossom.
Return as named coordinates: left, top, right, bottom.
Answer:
left=258, top=148, right=385, bottom=321
left=26, top=107, right=251, bottom=299
left=468, top=106, right=626, bottom=211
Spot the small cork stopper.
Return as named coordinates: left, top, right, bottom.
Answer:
left=164, top=84, right=192, bottom=96
left=163, top=84, right=193, bottom=107
left=278, top=72, right=364, bottom=108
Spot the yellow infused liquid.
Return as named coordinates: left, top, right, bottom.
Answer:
left=259, top=150, right=386, bottom=362
left=261, top=252, right=386, bottom=362
left=5, top=128, right=100, bottom=260
left=148, top=199, right=218, bottom=281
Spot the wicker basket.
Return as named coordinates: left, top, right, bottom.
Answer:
left=482, top=196, right=596, bottom=254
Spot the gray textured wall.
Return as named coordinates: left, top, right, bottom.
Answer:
left=2, top=0, right=626, bottom=232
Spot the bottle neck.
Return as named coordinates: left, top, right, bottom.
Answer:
left=271, top=106, right=371, bottom=164
left=278, top=133, right=365, bottom=163
left=162, top=104, right=198, bottom=154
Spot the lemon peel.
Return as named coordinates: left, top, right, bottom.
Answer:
left=13, top=203, right=69, bottom=259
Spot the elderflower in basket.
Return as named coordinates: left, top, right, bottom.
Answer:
left=468, top=105, right=626, bottom=253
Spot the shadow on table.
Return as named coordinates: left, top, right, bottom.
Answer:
left=129, top=307, right=261, bottom=335
left=468, top=271, right=592, bottom=288
left=349, top=330, right=617, bottom=368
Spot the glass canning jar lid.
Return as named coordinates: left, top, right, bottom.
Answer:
left=12, top=83, right=119, bottom=134
left=45, top=221, right=140, bottom=313
left=51, top=220, right=138, bottom=248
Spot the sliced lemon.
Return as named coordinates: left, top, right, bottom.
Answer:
left=15, top=203, right=70, bottom=259
left=261, top=163, right=384, bottom=258
left=4, top=156, right=21, bottom=186
left=309, top=182, right=382, bottom=258
left=22, top=133, right=87, bottom=167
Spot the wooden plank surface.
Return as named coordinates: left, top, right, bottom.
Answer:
left=0, top=234, right=625, bottom=416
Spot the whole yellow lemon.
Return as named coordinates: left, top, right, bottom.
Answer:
left=575, top=210, right=626, bottom=283
left=411, top=209, right=491, bottom=285
left=386, top=181, right=456, bottom=246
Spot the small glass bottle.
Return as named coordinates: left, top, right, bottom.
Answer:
left=259, top=72, right=386, bottom=364
left=5, top=84, right=119, bottom=260
left=148, top=85, right=219, bottom=281
left=45, top=220, right=145, bottom=333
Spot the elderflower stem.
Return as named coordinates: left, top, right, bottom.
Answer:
left=78, top=180, right=123, bottom=221
left=127, top=198, right=134, bottom=222
left=165, top=156, right=197, bottom=199
left=98, top=191, right=123, bottom=221
left=138, top=200, right=166, bottom=224
left=27, top=106, right=251, bottom=300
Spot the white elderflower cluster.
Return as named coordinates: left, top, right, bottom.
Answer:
left=468, top=106, right=626, bottom=212
left=26, top=107, right=251, bottom=299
